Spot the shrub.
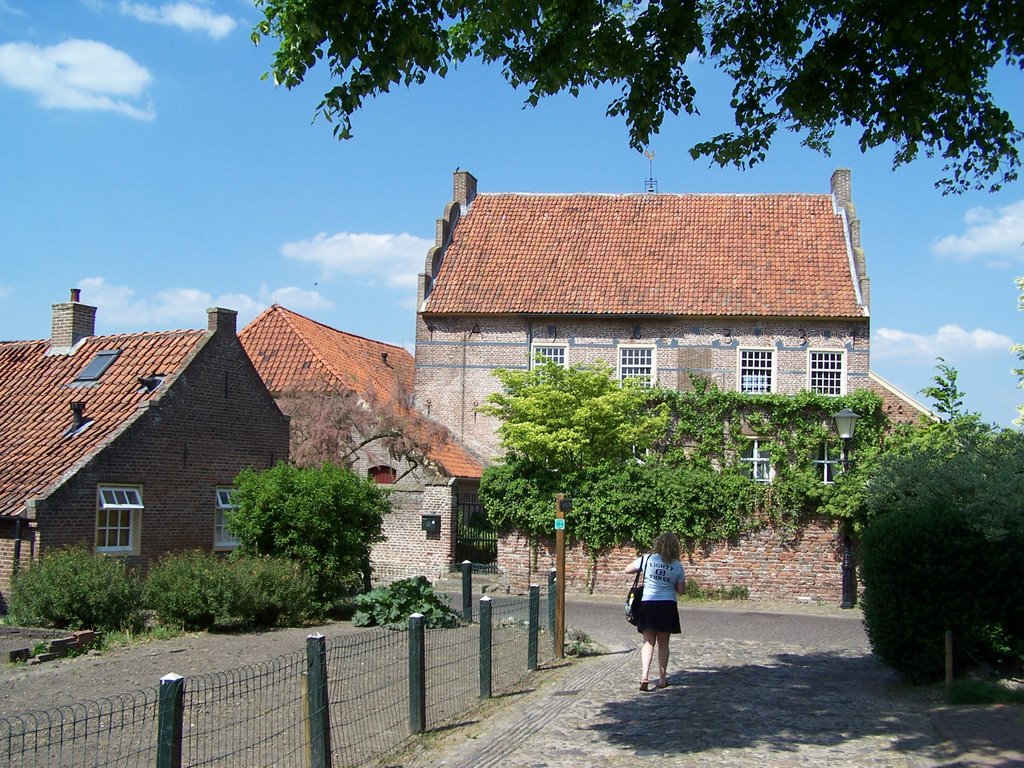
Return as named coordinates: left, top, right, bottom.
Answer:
left=145, top=550, right=313, bottom=630
left=230, top=463, right=389, bottom=612
left=9, top=546, right=144, bottom=632
left=860, top=506, right=1024, bottom=684
left=352, top=576, right=461, bottom=628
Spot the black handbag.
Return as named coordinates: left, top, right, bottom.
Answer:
left=625, top=556, right=647, bottom=625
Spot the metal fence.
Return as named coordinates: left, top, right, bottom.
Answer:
left=0, top=588, right=555, bottom=768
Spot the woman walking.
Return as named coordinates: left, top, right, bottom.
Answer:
left=625, top=532, right=686, bottom=690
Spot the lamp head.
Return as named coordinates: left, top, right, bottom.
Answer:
left=833, top=408, right=860, bottom=440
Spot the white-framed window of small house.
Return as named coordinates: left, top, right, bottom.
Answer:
left=738, top=348, right=774, bottom=394
left=96, top=486, right=143, bottom=554
left=809, top=350, right=845, bottom=396
left=741, top=439, right=773, bottom=483
left=214, top=487, right=239, bottom=550
left=618, top=345, right=656, bottom=386
left=813, top=443, right=841, bottom=484
left=531, top=343, right=568, bottom=369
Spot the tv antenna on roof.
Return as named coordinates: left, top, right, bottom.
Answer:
left=644, top=150, right=658, bottom=193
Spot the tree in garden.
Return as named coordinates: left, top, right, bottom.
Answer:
left=279, top=381, right=452, bottom=477
left=253, top=0, right=1022, bottom=192
left=919, top=356, right=966, bottom=421
left=230, top=462, right=390, bottom=611
left=477, top=360, right=669, bottom=473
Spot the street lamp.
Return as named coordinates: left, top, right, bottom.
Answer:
left=832, top=407, right=859, bottom=609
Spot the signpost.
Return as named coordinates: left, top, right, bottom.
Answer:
left=554, top=493, right=570, bottom=660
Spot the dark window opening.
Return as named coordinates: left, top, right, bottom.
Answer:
left=369, top=465, right=397, bottom=484
left=74, top=349, right=121, bottom=383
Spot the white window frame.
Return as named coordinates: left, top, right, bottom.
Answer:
left=531, top=343, right=568, bottom=369
left=738, top=348, right=775, bottom=394
left=741, top=439, right=773, bottom=483
left=618, top=345, right=656, bottom=387
left=214, top=488, right=239, bottom=550
left=96, top=486, right=143, bottom=554
left=808, top=350, right=845, bottom=396
left=813, top=443, right=841, bottom=484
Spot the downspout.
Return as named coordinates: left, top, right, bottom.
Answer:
left=13, top=515, right=24, bottom=576
left=460, top=330, right=468, bottom=440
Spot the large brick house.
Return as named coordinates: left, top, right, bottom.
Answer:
left=239, top=305, right=482, bottom=583
left=0, top=291, right=290, bottom=609
left=413, top=170, right=927, bottom=600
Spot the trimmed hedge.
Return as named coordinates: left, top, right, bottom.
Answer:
left=860, top=506, right=1024, bottom=684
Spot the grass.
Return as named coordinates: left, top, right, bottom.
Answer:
left=946, top=678, right=1024, bottom=705
left=681, top=581, right=750, bottom=602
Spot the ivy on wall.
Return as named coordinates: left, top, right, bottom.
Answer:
left=479, top=365, right=894, bottom=554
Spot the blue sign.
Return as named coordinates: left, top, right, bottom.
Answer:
left=554, top=518, right=566, bottom=530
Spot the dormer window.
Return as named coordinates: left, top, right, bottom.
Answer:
left=73, top=349, right=121, bottom=384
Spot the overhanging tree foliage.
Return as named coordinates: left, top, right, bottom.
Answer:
left=253, top=0, right=1023, bottom=192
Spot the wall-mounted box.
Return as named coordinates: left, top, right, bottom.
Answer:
left=421, top=514, right=441, bottom=533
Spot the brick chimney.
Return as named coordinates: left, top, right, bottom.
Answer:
left=453, top=169, right=477, bottom=208
left=207, top=307, right=237, bottom=335
left=51, top=288, right=97, bottom=349
left=830, top=168, right=852, bottom=208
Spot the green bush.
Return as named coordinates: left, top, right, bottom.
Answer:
left=231, top=463, right=389, bottom=612
left=145, top=550, right=313, bottom=630
left=9, top=546, right=144, bottom=632
left=860, top=506, right=1024, bottom=684
left=352, top=576, right=461, bottom=628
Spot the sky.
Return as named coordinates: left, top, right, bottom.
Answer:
left=1, top=1, right=1022, bottom=428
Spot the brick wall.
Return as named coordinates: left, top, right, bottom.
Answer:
left=370, top=476, right=456, bottom=583
left=498, top=518, right=845, bottom=603
left=415, top=315, right=872, bottom=461
left=4, top=320, right=290, bottom=597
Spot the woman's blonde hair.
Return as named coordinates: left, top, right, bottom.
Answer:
left=652, top=531, right=680, bottom=563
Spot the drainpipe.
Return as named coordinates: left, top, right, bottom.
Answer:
left=12, top=515, right=24, bottom=576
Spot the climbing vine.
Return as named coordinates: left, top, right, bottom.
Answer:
left=479, top=368, right=895, bottom=554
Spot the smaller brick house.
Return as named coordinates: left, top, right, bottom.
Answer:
left=239, top=305, right=482, bottom=584
left=0, top=290, right=290, bottom=610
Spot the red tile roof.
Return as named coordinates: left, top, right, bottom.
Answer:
left=0, top=330, right=207, bottom=516
left=240, top=306, right=482, bottom=478
left=424, top=193, right=864, bottom=318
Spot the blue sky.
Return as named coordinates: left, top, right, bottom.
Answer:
left=2, top=1, right=1022, bottom=427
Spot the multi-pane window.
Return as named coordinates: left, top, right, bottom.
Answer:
left=532, top=344, right=567, bottom=368
left=215, top=488, right=239, bottom=548
left=741, top=440, right=772, bottom=482
left=813, top=444, right=841, bottom=484
left=96, top=486, right=143, bottom=553
left=809, top=351, right=844, bottom=396
left=619, top=346, right=655, bottom=386
left=739, top=349, right=774, bottom=394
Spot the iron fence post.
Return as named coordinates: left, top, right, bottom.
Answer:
left=479, top=596, right=492, bottom=699
left=461, top=560, right=473, bottom=623
left=156, top=673, right=184, bottom=768
left=409, top=613, right=426, bottom=734
left=306, top=634, right=332, bottom=768
left=528, top=584, right=540, bottom=671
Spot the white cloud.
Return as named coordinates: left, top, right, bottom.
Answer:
left=119, top=2, right=237, bottom=40
left=0, top=1, right=26, bottom=16
left=77, top=277, right=333, bottom=333
left=0, top=39, right=154, bottom=120
left=873, top=324, right=1015, bottom=362
left=932, top=200, right=1024, bottom=260
left=280, top=232, right=430, bottom=290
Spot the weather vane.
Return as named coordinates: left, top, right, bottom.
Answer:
left=644, top=150, right=658, bottom=193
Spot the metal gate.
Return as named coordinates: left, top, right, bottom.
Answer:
left=453, top=487, right=498, bottom=569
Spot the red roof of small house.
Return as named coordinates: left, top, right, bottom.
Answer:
left=0, top=329, right=207, bottom=516
left=240, top=306, right=482, bottom=478
left=424, top=193, right=864, bottom=318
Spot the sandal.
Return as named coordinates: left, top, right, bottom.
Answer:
left=639, top=681, right=649, bottom=692
left=656, top=681, right=669, bottom=689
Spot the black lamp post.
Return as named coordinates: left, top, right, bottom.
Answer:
left=832, top=407, right=859, bottom=609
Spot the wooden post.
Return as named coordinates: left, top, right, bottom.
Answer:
left=554, top=494, right=568, bottom=660
left=479, top=596, right=492, bottom=699
left=409, top=613, right=426, bottom=733
left=156, top=674, right=184, bottom=768
left=528, top=584, right=540, bottom=670
left=306, top=634, right=332, bottom=768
